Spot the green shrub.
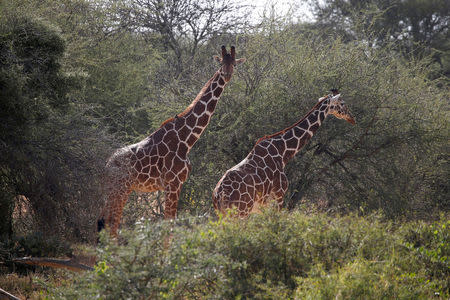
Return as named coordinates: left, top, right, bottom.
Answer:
left=50, top=210, right=449, bottom=299
left=295, top=259, right=442, bottom=299
left=401, top=219, right=450, bottom=281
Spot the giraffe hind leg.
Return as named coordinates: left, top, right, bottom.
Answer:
left=105, top=187, right=132, bottom=237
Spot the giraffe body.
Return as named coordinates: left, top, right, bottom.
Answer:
left=213, top=92, right=355, bottom=216
left=102, top=46, right=245, bottom=235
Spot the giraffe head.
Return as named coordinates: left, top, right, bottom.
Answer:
left=325, top=89, right=356, bottom=124
left=214, top=45, right=246, bottom=82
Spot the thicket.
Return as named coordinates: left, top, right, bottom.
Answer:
left=1, top=0, right=448, bottom=241
left=50, top=210, right=449, bottom=299
left=311, top=0, right=450, bottom=78
left=0, top=2, right=116, bottom=243
left=0, top=0, right=448, bottom=298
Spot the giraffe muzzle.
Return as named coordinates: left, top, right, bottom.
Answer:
left=347, top=116, right=356, bottom=125
left=223, top=73, right=232, bottom=82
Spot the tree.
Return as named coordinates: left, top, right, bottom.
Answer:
left=310, top=0, right=450, bottom=77
left=0, top=3, right=115, bottom=240
left=0, top=10, right=68, bottom=238
left=109, top=0, right=250, bottom=74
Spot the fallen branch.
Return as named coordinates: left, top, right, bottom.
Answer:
left=0, top=287, right=21, bottom=300
left=13, top=257, right=94, bottom=272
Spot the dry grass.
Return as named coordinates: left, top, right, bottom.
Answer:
left=0, top=273, right=46, bottom=300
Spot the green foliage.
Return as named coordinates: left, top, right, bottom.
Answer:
left=296, top=259, right=442, bottom=299
left=311, top=0, right=450, bottom=77
left=80, top=33, right=160, bottom=141
left=0, top=5, right=69, bottom=238
left=0, top=11, right=67, bottom=133
left=184, top=21, right=449, bottom=219
left=50, top=210, right=449, bottom=299
left=1, top=0, right=448, bottom=247
left=0, top=3, right=115, bottom=241
left=402, top=219, right=450, bottom=279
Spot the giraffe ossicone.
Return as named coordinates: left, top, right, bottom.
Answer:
left=99, top=46, right=245, bottom=236
left=213, top=90, right=355, bottom=217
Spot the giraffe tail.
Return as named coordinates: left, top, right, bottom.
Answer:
left=213, top=188, right=227, bottom=213
left=213, top=189, right=220, bottom=211
left=97, top=217, right=105, bottom=232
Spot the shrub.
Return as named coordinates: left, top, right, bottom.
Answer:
left=295, top=259, right=442, bottom=299
left=50, top=210, right=449, bottom=299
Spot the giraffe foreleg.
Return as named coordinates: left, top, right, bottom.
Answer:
left=272, top=172, right=288, bottom=210
left=163, top=181, right=183, bottom=219
left=162, top=158, right=191, bottom=218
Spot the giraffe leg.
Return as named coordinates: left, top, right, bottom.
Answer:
left=271, top=194, right=285, bottom=211
left=161, top=182, right=182, bottom=250
left=163, top=181, right=183, bottom=219
left=271, top=172, right=288, bottom=211
left=105, top=186, right=132, bottom=237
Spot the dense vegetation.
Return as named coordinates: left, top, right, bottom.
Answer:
left=0, top=0, right=448, bottom=298
left=52, top=210, right=449, bottom=299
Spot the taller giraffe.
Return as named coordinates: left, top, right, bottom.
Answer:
left=100, top=46, right=245, bottom=236
left=213, top=90, right=355, bottom=216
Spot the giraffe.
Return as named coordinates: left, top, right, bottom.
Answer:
left=213, top=89, right=355, bottom=217
left=100, top=46, right=245, bottom=236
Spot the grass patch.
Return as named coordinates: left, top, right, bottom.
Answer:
left=0, top=272, right=52, bottom=300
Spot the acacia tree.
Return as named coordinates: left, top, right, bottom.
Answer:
left=108, top=0, right=250, bottom=74
left=309, top=0, right=450, bottom=77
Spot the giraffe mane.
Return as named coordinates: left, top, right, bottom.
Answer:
left=254, top=96, right=329, bottom=146
left=159, top=72, right=220, bottom=127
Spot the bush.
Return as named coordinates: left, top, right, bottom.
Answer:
left=50, top=209, right=449, bottom=299
left=296, top=259, right=442, bottom=299
left=0, top=4, right=116, bottom=241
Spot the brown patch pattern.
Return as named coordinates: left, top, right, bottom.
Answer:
left=213, top=94, right=355, bottom=217
left=102, top=69, right=231, bottom=236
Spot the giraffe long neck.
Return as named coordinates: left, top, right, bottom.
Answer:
left=281, top=99, right=330, bottom=164
left=176, top=70, right=227, bottom=150
left=265, top=98, right=330, bottom=166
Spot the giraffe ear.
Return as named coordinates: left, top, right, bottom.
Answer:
left=318, top=95, right=328, bottom=102
left=235, top=57, right=246, bottom=66
left=332, top=93, right=341, bottom=100
left=221, top=45, right=227, bottom=57
left=213, top=55, right=221, bottom=63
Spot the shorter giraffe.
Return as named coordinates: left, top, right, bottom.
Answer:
left=100, top=46, right=245, bottom=236
left=213, top=90, right=355, bottom=216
